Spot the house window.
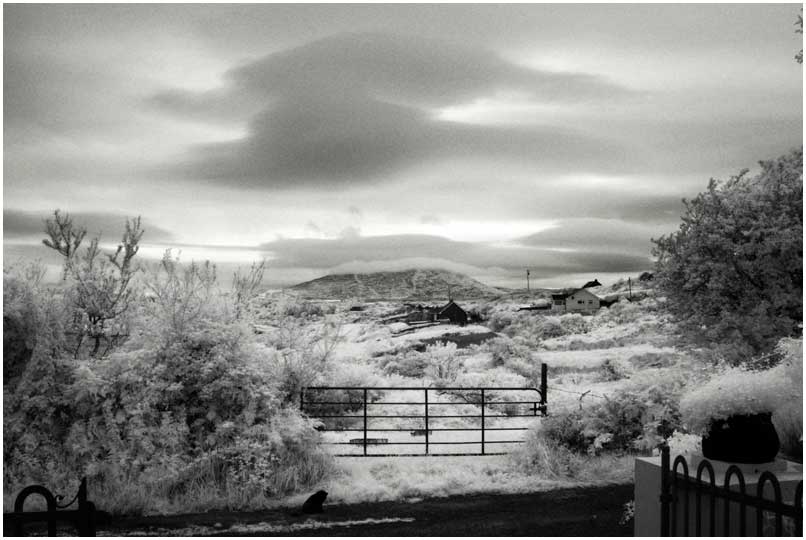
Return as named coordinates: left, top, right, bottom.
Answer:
left=588, top=301, right=593, bottom=304
left=578, top=300, right=584, bottom=305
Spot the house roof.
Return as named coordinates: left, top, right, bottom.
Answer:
left=582, top=279, right=602, bottom=288
left=438, top=300, right=465, bottom=315
left=554, top=288, right=602, bottom=301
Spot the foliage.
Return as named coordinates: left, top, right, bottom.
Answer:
left=231, top=260, right=266, bottom=320
left=511, top=427, right=584, bottom=478
left=679, top=363, right=791, bottom=436
left=423, top=342, right=464, bottom=384
left=652, top=149, right=803, bottom=363
left=665, top=431, right=702, bottom=456
left=539, top=379, right=685, bottom=455
left=262, top=316, right=344, bottom=403
left=4, top=255, right=335, bottom=515
left=144, top=250, right=218, bottom=342
left=487, top=311, right=589, bottom=346
left=3, top=267, right=75, bottom=492
left=42, top=210, right=144, bottom=358
left=600, top=358, right=634, bottom=381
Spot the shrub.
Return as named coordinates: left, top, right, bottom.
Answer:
left=4, top=258, right=337, bottom=515
left=487, top=311, right=514, bottom=332
left=558, top=313, right=590, bottom=335
left=540, top=409, right=590, bottom=454
left=679, top=364, right=790, bottom=436
left=511, top=426, right=584, bottom=478
left=539, top=380, right=684, bottom=455
left=652, top=148, right=803, bottom=362
left=600, top=358, right=634, bottom=381
left=538, top=316, right=565, bottom=339
left=423, top=342, right=463, bottom=384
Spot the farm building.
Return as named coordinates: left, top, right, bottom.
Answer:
left=405, top=304, right=437, bottom=323
left=437, top=300, right=468, bottom=325
left=551, top=287, right=601, bottom=313
left=403, top=301, right=468, bottom=325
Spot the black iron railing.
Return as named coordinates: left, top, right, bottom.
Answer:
left=301, top=365, right=547, bottom=457
left=3, top=477, right=96, bottom=536
left=660, top=446, right=803, bottom=536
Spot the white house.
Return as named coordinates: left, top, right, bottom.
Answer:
left=551, top=287, right=601, bottom=313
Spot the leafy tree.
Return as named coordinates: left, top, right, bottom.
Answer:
left=43, top=210, right=144, bottom=357
left=652, top=149, right=803, bottom=362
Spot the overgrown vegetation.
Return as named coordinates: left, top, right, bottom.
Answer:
left=652, top=148, right=803, bottom=363
left=4, top=214, right=334, bottom=515
left=5, top=194, right=803, bottom=513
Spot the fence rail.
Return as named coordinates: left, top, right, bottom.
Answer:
left=301, top=365, right=547, bottom=457
left=3, top=477, right=96, bottom=536
left=660, top=446, right=803, bottom=536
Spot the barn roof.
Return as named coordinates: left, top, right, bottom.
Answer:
left=438, top=300, right=465, bottom=315
left=554, top=287, right=602, bottom=301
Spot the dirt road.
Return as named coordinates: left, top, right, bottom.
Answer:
left=99, top=483, right=634, bottom=536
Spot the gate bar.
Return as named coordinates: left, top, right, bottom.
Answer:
left=424, top=389, right=429, bottom=455
left=481, top=389, right=485, bottom=456
left=362, top=388, right=368, bottom=456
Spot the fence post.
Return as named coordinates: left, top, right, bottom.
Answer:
left=363, top=388, right=368, bottom=457
left=480, top=388, right=485, bottom=456
left=424, top=388, right=429, bottom=455
left=659, top=445, right=671, bottom=537
left=299, top=389, right=304, bottom=412
left=540, top=364, right=548, bottom=415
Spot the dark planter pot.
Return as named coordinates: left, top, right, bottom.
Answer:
left=702, top=412, right=780, bottom=463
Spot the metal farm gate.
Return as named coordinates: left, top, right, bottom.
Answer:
left=301, top=365, right=547, bottom=457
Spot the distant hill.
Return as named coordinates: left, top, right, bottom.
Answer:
left=289, top=269, right=507, bottom=300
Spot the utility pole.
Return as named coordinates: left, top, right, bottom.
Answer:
left=526, top=269, right=530, bottom=293
left=628, top=277, right=632, bottom=301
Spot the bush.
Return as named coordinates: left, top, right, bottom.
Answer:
left=679, top=363, right=791, bottom=436
left=558, top=313, right=590, bottom=335
left=600, top=358, right=634, bottom=381
left=423, top=342, right=463, bottom=384
left=539, top=380, right=684, bottom=456
left=511, top=427, right=584, bottom=478
left=652, top=148, right=802, bottom=362
left=3, top=258, right=337, bottom=515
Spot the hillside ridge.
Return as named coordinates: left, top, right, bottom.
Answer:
left=289, top=269, right=507, bottom=300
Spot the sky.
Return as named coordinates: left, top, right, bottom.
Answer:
left=3, top=3, right=803, bottom=289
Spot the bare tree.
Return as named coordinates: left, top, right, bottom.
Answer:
left=231, top=259, right=266, bottom=320
left=42, top=211, right=144, bottom=357
left=145, top=250, right=218, bottom=339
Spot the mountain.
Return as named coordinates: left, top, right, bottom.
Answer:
left=289, top=269, right=507, bottom=300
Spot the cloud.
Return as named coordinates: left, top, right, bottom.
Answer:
left=3, top=209, right=175, bottom=243
left=151, top=32, right=636, bottom=188
left=259, top=232, right=652, bottom=278
left=420, top=214, right=442, bottom=225
left=518, top=218, right=676, bottom=255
